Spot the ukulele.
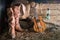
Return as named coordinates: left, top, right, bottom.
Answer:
left=33, top=16, right=46, bottom=32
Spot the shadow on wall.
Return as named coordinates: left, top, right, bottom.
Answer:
left=28, top=0, right=60, bottom=4
left=0, top=0, right=12, bottom=34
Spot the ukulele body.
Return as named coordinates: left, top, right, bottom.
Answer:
left=33, top=16, right=46, bottom=32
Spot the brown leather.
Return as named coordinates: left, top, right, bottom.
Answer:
left=15, top=26, right=24, bottom=32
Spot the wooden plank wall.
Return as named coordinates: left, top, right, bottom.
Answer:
left=34, top=3, right=60, bottom=25
left=7, top=2, right=60, bottom=25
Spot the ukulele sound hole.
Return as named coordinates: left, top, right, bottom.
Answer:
left=37, top=22, right=42, bottom=28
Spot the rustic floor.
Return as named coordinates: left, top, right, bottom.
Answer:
left=0, top=22, right=60, bottom=40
